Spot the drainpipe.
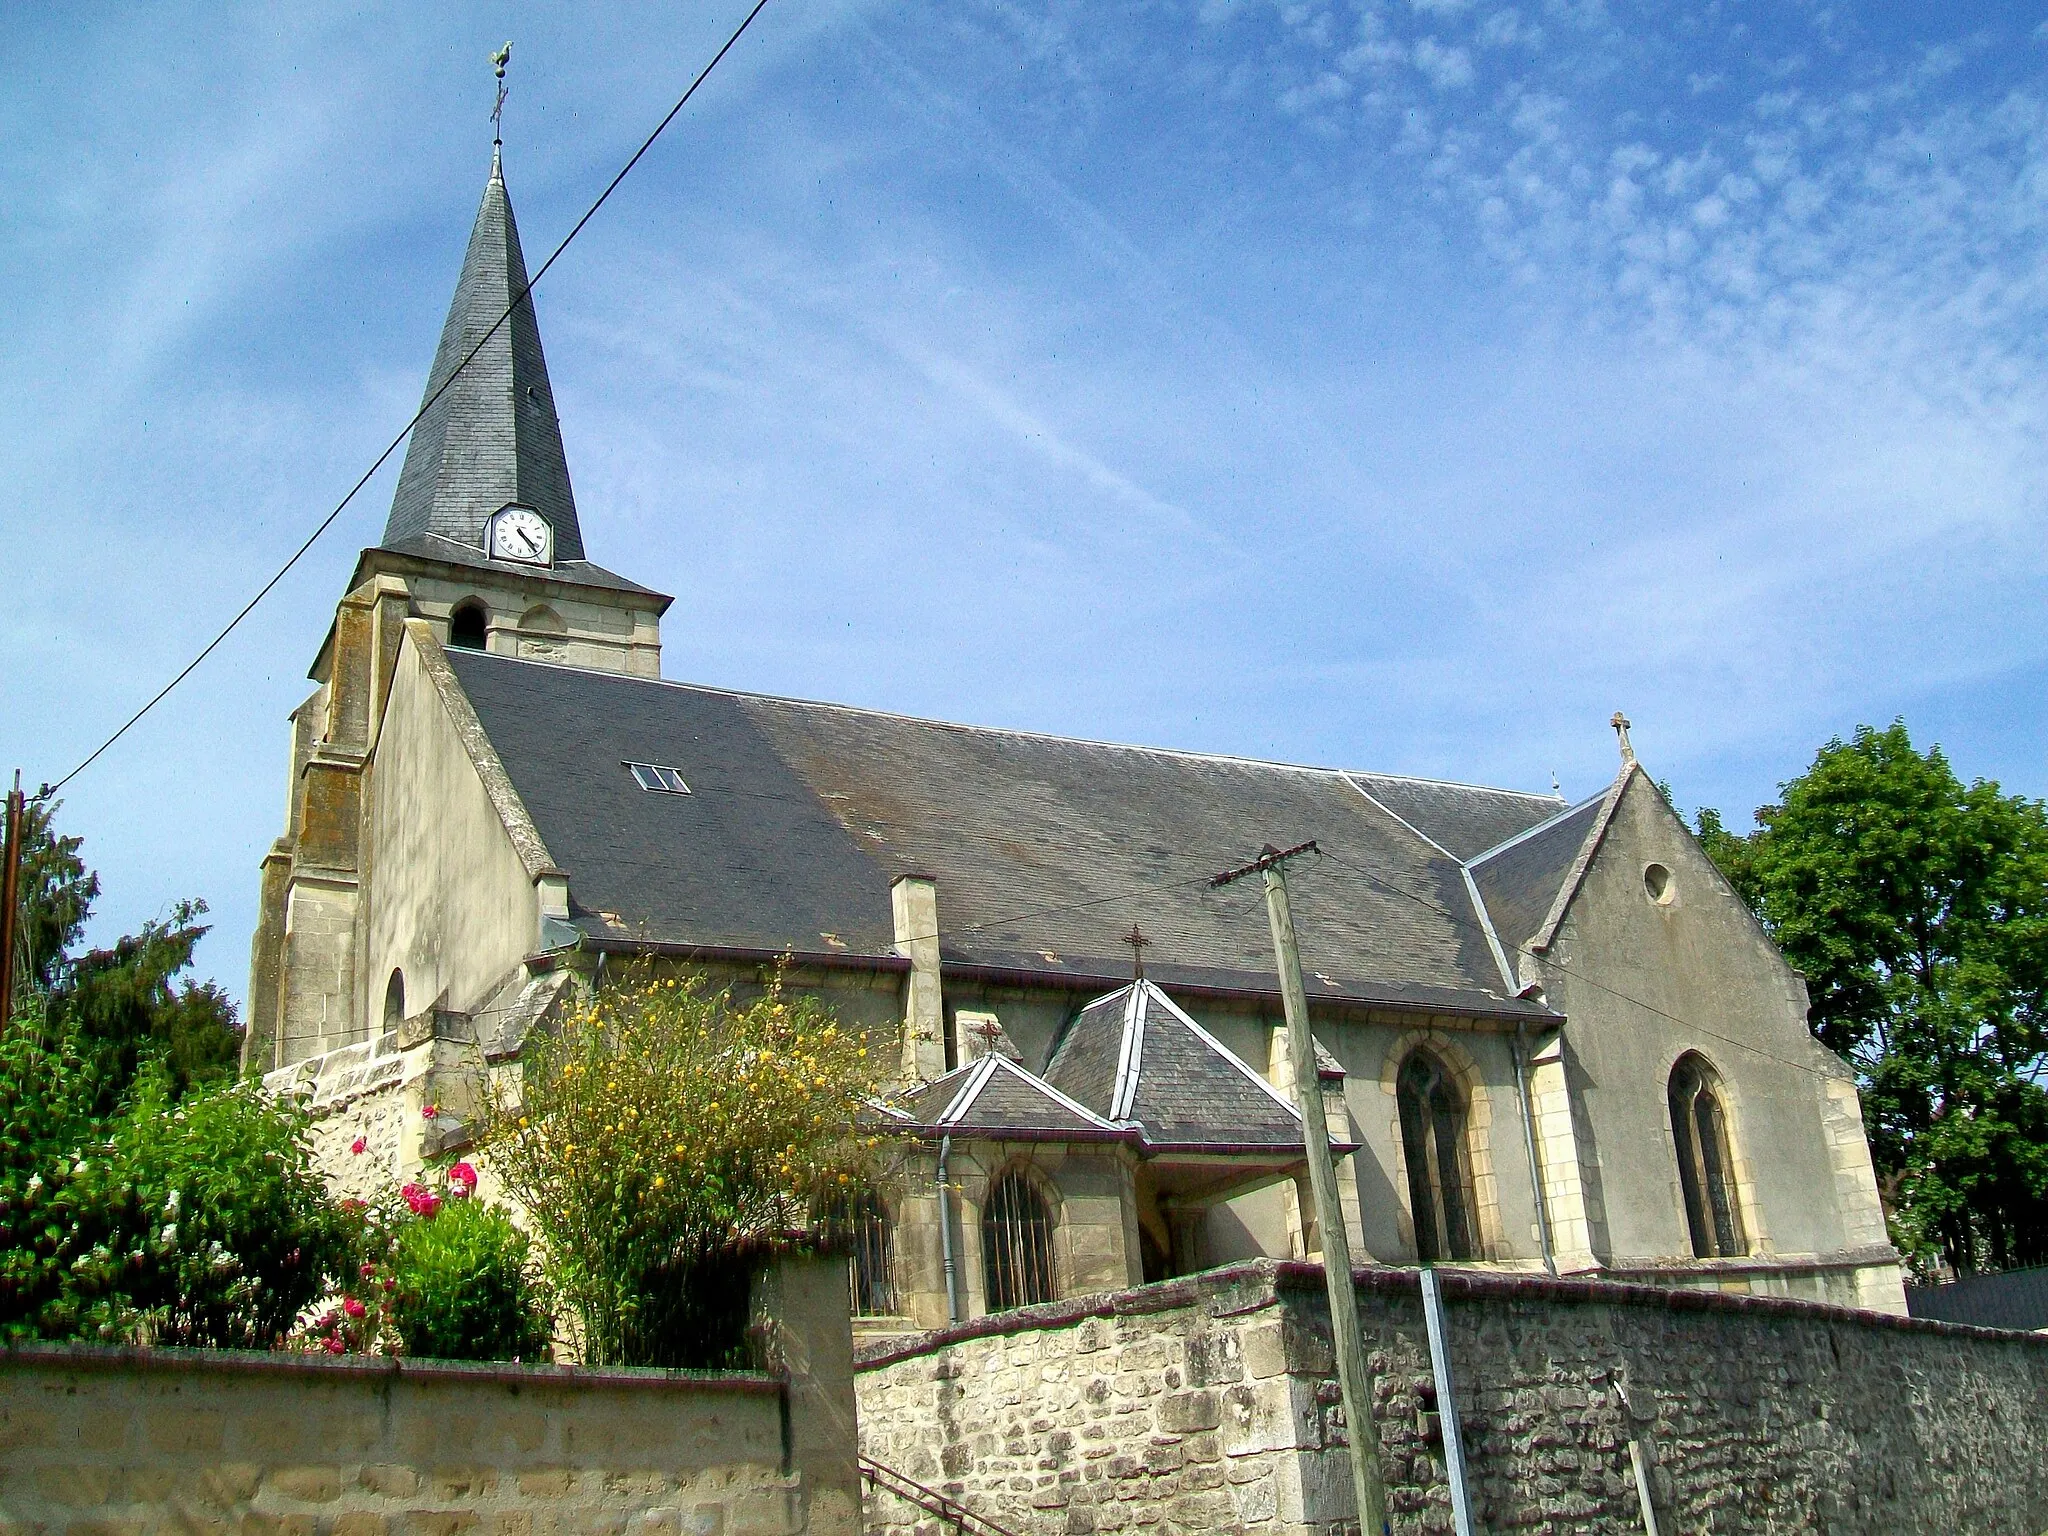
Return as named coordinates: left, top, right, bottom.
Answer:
left=937, top=1134, right=962, bottom=1324
left=1512, top=1023, right=1557, bottom=1277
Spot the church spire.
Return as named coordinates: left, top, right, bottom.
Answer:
left=381, top=145, right=586, bottom=562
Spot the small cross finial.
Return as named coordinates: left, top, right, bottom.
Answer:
left=1610, top=711, right=1636, bottom=766
left=490, top=41, right=513, bottom=149
left=1123, top=923, right=1152, bottom=981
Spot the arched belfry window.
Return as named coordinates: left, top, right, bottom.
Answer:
left=382, top=970, right=405, bottom=1034
left=983, top=1167, right=1057, bottom=1312
left=448, top=601, right=488, bottom=650
left=821, top=1189, right=898, bottom=1318
left=1669, top=1054, right=1746, bottom=1258
left=1397, top=1049, right=1477, bottom=1263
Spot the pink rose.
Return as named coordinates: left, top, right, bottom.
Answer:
left=324, top=1336, right=346, bottom=1355
left=421, top=1104, right=439, bottom=1120
left=350, top=1137, right=367, bottom=1155
left=343, top=1297, right=367, bottom=1320
left=447, top=1162, right=478, bottom=1198
left=360, top=1262, right=377, bottom=1279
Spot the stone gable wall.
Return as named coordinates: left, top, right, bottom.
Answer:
left=853, top=1260, right=2048, bottom=1536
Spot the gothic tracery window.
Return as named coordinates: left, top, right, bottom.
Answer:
left=982, top=1167, right=1057, bottom=1311
left=1397, top=1048, right=1477, bottom=1263
left=1669, top=1054, right=1746, bottom=1258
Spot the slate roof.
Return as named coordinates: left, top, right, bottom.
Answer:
left=383, top=154, right=587, bottom=562
left=893, top=1054, right=1131, bottom=1142
left=1468, top=793, right=1607, bottom=953
left=1043, top=981, right=1324, bottom=1152
left=1346, top=772, right=1571, bottom=862
left=442, top=648, right=1569, bottom=1020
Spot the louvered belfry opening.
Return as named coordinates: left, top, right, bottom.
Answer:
left=1669, top=1054, right=1746, bottom=1258
left=820, top=1189, right=898, bottom=1317
left=982, top=1168, right=1057, bottom=1312
left=1397, top=1049, right=1477, bottom=1263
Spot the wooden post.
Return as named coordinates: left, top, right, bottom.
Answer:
left=1217, top=843, right=1390, bottom=1536
left=0, top=773, right=23, bottom=1027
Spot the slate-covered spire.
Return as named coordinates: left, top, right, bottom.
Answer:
left=382, top=152, right=586, bottom=561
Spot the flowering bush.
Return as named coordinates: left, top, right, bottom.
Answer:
left=0, top=1062, right=345, bottom=1347
left=479, top=966, right=884, bottom=1367
left=298, top=1164, right=549, bottom=1363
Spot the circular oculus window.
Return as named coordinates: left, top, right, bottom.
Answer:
left=1643, top=863, right=1674, bottom=905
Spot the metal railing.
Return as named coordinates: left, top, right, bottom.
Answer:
left=858, top=1456, right=1023, bottom=1536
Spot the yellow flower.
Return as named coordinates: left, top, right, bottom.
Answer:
left=652, top=1176, right=665, bottom=1190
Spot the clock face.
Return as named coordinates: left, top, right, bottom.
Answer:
left=489, top=506, right=553, bottom=565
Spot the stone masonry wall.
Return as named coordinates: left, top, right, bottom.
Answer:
left=0, top=1346, right=841, bottom=1536
left=854, top=1259, right=2048, bottom=1536
left=0, top=1256, right=862, bottom=1536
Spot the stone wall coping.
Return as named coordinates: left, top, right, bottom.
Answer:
left=854, top=1256, right=2048, bottom=1370
left=0, top=1339, right=786, bottom=1394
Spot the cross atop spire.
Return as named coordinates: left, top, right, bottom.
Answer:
left=1123, top=923, right=1152, bottom=981
left=380, top=147, right=587, bottom=562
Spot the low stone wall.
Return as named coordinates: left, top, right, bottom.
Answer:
left=0, top=1260, right=859, bottom=1536
left=854, top=1259, right=2048, bottom=1536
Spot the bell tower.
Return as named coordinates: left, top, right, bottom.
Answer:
left=244, top=139, right=671, bottom=1072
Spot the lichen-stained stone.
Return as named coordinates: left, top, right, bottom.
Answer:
left=855, top=1258, right=2048, bottom=1536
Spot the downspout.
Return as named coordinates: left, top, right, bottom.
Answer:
left=937, top=1134, right=962, bottom=1324
left=1512, top=1022, right=1557, bottom=1277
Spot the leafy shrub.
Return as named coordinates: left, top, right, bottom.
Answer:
left=0, top=1066, right=344, bottom=1346
left=480, top=967, right=884, bottom=1367
left=299, top=1166, right=551, bottom=1362
left=387, top=1190, right=552, bottom=1361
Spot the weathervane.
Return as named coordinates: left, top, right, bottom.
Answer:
left=490, top=41, right=513, bottom=149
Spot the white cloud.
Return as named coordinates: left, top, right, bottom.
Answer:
left=1413, top=37, right=1475, bottom=91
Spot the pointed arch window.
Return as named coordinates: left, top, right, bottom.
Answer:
left=1397, top=1049, right=1477, bottom=1263
left=382, top=970, right=405, bottom=1034
left=983, top=1168, right=1057, bottom=1312
left=1669, top=1054, right=1746, bottom=1258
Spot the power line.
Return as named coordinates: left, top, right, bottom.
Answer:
left=44, top=0, right=777, bottom=799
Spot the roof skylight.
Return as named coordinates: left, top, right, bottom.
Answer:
left=625, top=761, right=691, bottom=795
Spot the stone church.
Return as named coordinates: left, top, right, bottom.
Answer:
left=249, top=151, right=1907, bottom=1328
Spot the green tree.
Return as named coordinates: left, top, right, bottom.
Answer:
left=7, top=795, right=240, bottom=1102
left=1697, top=722, right=2048, bottom=1276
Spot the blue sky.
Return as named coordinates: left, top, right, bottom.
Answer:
left=4, top=2, right=2045, bottom=1004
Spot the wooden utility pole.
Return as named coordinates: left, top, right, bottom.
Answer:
left=0, top=772, right=24, bottom=1028
left=1214, top=842, right=1389, bottom=1536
